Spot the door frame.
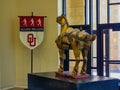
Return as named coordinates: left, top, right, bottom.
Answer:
left=97, top=23, right=120, bottom=76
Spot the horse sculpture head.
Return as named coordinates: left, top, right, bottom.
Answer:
left=56, top=15, right=69, bottom=26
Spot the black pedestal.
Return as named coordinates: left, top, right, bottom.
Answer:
left=28, top=72, right=119, bottom=90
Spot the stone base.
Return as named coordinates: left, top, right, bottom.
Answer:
left=55, top=71, right=90, bottom=79
left=28, top=72, right=119, bottom=90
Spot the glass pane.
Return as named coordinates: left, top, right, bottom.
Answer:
left=92, top=69, right=97, bottom=75
left=69, top=50, right=75, bottom=59
left=93, top=0, right=96, bottom=30
left=66, top=0, right=85, bottom=25
left=92, top=58, right=97, bottom=67
left=110, top=5, right=120, bottom=23
left=92, top=39, right=97, bottom=67
left=69, top=62, right=75, bottom=72
left=109, top=64, right=120, bottom=79
left=109, top=30, right=120, bottom=60
left=86, top=0, right=90, bottom=24
left=100, top=0, right=107, bottom=23
left=93, top=39, right=97, bottom=57
left=110, top=0, right=120, bottom=3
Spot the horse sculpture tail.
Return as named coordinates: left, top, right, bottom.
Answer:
left=77, top=31, right=96, bottom=41
left=86, top=34, right=96, bottom=41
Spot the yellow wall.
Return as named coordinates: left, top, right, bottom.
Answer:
left=0, top=0, right=58, bottom=88
left=0, top=0, right=16, bottom=88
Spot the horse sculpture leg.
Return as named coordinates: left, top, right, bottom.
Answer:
left=72, top=60, right=80, bottom=76
left=81, top=42, right=90, bottom=74
left=72, top=49, right=84, bottom=76
left=81, top=60, right=87, bottom=74
left=70, top=38, right=83, bottom=76
left=58, top=49, right=65, bottom=73
left=80, top=35, right=96, bottom=74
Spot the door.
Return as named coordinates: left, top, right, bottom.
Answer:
left=97, top=23, right=120, bottom=78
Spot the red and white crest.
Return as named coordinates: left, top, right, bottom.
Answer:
left=19, top=16, right=45, bottom=49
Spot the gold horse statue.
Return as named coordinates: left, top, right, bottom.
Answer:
left=55, top=15, right=96, bottom=76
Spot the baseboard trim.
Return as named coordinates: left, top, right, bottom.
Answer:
left=0, top=83, right=15, bottom=90
left=15, top=82, right=27, bottom=89
left=1, top=86, right=14, bottom=90
left=0, top=82, right=27, bottom=90
left=14, top=86, right=27, bottom=89
left=1, top=86, right=27, bottom=90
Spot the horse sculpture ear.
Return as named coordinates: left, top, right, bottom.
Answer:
left=80, top=27, right=83, bottom=31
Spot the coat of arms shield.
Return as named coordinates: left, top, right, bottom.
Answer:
left=19, top=16, right=45, bottom=49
